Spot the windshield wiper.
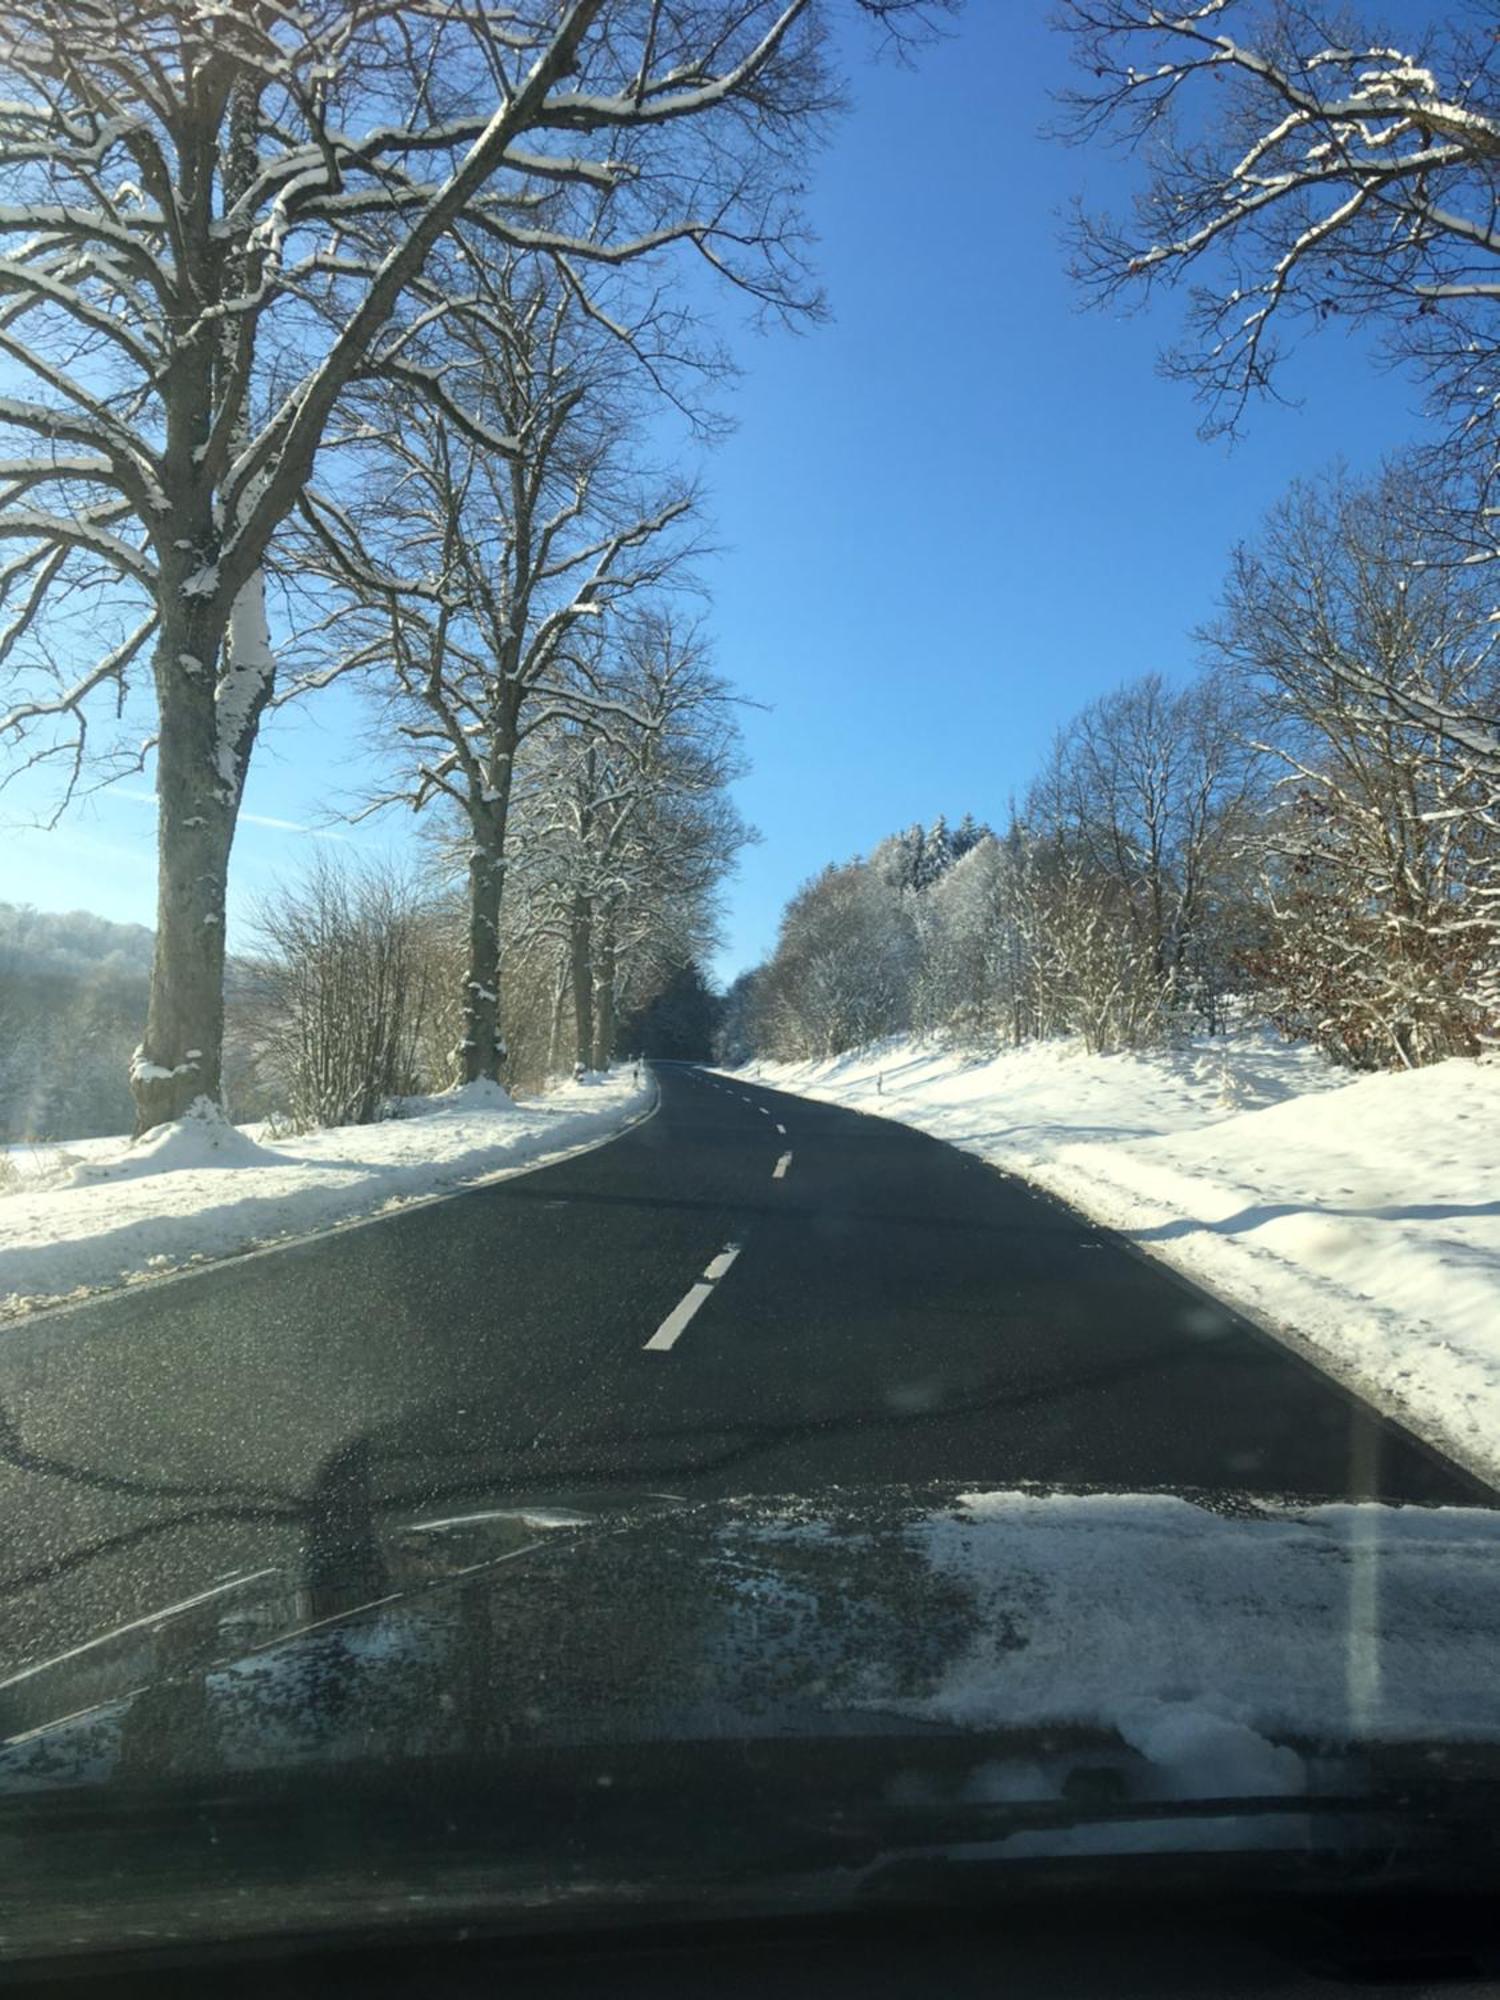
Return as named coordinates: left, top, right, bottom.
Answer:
left=832, top=1781, right=1500, bottom=1905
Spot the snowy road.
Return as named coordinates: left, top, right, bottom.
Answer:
left=0, top=1063, right=1490, bottom=1680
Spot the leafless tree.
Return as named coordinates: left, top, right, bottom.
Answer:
left=495, top=616, right=748, bottom=1071
left=1027, top=672, right=1262, bottom=1033
left=299, top=265, right=695, bottom=1086
left=0, top=0, right=937, bottom=1132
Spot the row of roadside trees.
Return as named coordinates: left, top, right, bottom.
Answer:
left=0, top=0, right=945, bottom=1135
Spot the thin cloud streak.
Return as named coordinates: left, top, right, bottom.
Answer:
left=114, top=789, right=351, bottom=842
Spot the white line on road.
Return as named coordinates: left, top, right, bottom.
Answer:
left=741, top=1094, right=753, bottom=1104
left=644, top=1242, right=743, bottom=1352
left=646, top=1283, right=714, bottom=1352
left=775, top=1122, right=786, bottom=1135
left=773, top=1151, right=793, bottom=1180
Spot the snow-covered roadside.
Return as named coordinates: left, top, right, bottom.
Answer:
left=0, top=1072, right=652, bottom=1321
left=727, top=1036, right=1500, bottom=1486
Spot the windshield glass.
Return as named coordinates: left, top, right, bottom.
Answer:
left=2, top=0, right=1499, bottom=1973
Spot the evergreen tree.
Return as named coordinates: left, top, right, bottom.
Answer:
left=950, top=813, right=990, bottom=862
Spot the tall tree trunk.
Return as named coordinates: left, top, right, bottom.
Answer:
left=133, top=611, right=236, bottom=1133
left=132, top=78, right=271, bottom=1137
left=590, top=920, right=616, bottom=1071
left=461, top=837, right=504, bottom=1084
left=547, top=951, right=569, bottom=1073
left=570, top=896, right=594, bottom=1071
left=459, top=735, right=515, bottom=1085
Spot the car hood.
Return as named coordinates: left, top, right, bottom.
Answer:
left=7, top=1482, right=1500, bottom=1965
left=7, top=1480, right=1500, bottom=1796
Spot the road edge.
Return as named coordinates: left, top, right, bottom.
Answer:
left=0, top=1076, right=662, bottom=1344
left=717, top=1066, right=1498, bottom=1500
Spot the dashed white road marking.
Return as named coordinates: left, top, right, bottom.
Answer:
left=644, top=1286, right=712, bottom=1350
left=772, top=1151, right=793, bottom=1180
left=741, top=1094, right=753, bottom=1104
left=644, top=1242, right=743, bottom=1353
left=775, top=1122, right=786, bottom=1135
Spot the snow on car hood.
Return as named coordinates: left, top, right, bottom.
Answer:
left=5, top=1484, right=1500, bottom=1800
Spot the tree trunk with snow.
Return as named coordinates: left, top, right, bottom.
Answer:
left=461, top=842, right=505, bottom=1086
left=570, top=898, right=594, bottom=1071
left=460, top=763, right=514, bottom=1085
left=133, top=561, right=273, bottom=1131
left=547, top=950, right=570, bottom=1074
left=136, top=648, right=234, bottom=1131
left=590, top=918, right=617, bottom=1072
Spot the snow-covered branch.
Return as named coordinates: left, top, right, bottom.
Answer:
left=1059, top=2, right=1500, bottom=447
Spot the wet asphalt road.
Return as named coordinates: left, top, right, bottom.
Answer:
left=0, top=1061, right=1489, bottom=1679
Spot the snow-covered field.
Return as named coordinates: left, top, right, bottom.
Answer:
left=0, top=1072, right=651, bottom=1320
left=729, top=1035, right=1500, bottom=1486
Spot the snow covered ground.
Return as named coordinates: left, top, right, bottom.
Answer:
left=0, top=1072, right=651, bottom=1320
left=729, top=1036, right=1500, bottom=1486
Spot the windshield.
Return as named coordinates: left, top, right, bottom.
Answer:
left=2, top=0, right=1500, bottom=1974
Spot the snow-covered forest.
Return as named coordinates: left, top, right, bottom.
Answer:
left=728, top=461, right=1500, bottom=1072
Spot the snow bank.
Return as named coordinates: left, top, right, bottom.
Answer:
left=68, top=1096, right=281, bottom=1184
left=428, top=1077, right=514, bottom=1112
left=0, top=1069, right=651, bottom=1320
left=731, top=1035, right=1500, bottom=1484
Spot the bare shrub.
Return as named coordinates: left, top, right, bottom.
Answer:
left=245, top=856, right=444, bottom=1131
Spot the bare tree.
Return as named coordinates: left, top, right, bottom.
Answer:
left=594, top=773, right=748, bottom=1069
left=1028, top=672, right=1262, bottom=1033
left=0, top=0, right=934, bottom=1132
left=300, top=267, right=694, bottom=1086
left=499, top=616, right=749, bottom=1071
left=1204, top=464, right=1500, bottom=1065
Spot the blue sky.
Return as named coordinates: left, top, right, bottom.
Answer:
left=3, top=6, right=1434, bottom=979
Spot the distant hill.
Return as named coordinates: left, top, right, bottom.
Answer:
left=0, top=902, right=155, bottom=981
left=0, top=907, right=278, bottom=1142
left=0, top=905, right=153, bottom=1142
